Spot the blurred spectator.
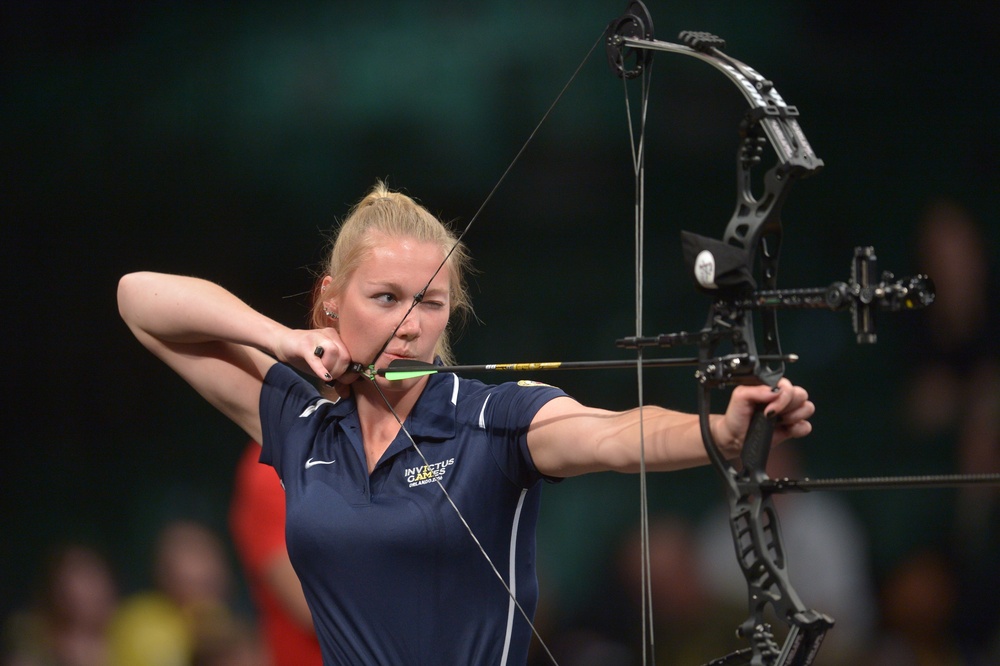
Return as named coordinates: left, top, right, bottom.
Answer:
left=107, top=519, right=262, bottom=666
left=2, top=543, right=118, bottom=666
left=229, top=441, right=321, bottom=666
left=695, top=444, right=877, bottom=664
left=902, top=199, right=1000, bottom=470
left=543, top=514, right=744, bottom=666
left=863, top=548, right=979, bottom=666
left=899, top=199, right=1000, bottom=650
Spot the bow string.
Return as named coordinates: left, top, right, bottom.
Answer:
left=348, top=26, right=609, bottom=666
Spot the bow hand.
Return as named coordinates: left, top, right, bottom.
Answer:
left=719, top=380, right=815, bottom=458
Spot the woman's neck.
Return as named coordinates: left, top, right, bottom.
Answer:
left=352, top=376, right=429, bottom=472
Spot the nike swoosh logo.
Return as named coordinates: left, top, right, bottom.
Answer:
left=305, top=457, right=336, bottom=469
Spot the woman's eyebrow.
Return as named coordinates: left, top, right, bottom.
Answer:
left=421, top=285, right=450, bottom=299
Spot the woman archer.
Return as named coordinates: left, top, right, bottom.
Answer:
left=118, top=181, right=814, bottom=665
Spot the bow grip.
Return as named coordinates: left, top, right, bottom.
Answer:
left=741, top=404, right=777, bottom=474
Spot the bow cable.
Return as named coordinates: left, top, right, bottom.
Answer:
left=622, top=57, right=656, bottom=665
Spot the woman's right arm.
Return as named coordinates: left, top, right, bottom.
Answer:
left=117, top=272, right=350, bottom=443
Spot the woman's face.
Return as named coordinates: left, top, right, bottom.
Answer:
left=329, top=232, right=451, bottom=386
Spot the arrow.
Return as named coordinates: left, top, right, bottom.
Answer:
left=364, top=354, right=798, bottom=381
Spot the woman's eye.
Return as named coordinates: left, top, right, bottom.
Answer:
left=374, top=293, right=398, bottom=304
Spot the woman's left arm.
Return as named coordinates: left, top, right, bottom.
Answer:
left=526, top=378, right=814, bottom=478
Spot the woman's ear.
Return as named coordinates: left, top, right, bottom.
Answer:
left=320, top=276, right=339, bottom=321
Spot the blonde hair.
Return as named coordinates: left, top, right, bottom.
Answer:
left=311, top=182, right=472, bottom=365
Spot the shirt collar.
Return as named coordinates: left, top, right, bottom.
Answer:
left=325, top=373, right=459, bottom=442
left=400, top=372, right=459, bottom=441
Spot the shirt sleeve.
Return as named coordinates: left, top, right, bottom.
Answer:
left=258, top=363, right=326, bottom=480
left=482, top=380, right=568, bottom=488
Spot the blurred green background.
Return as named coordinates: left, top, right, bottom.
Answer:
left=3, top=0, right=998, bottom=648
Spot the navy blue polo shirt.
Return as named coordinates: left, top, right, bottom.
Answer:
left=259, top=363, right=567, bottom=665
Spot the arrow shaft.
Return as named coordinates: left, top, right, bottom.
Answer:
left=373, top=354, right=799, bottom=380
left=421, top=357, right=702, bottom=374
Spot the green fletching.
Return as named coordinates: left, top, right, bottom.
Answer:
left=383, top=368, right=438, bottom=380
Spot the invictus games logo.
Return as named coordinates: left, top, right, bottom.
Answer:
left=405, top=458, right=455, bottom=487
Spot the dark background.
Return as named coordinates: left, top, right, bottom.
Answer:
left=3, top=0, right=998, bottom=642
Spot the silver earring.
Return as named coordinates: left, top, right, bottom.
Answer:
left=324, top=309, right=338, bottom=319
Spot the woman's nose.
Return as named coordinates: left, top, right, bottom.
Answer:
left=395, top=312, right=421, bottom=338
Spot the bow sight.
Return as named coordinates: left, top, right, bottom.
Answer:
left=618, top=244, right=935, bottom=384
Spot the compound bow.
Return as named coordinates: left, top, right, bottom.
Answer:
left=603, top=2, right=994, bottom=665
